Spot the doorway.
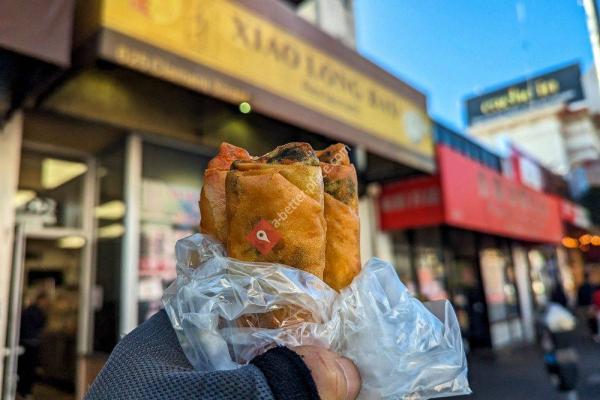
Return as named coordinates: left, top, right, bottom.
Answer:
left=3, top=145, right=95, bottom=400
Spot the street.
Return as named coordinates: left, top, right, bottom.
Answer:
left=449, top=331, right=600, bottom=400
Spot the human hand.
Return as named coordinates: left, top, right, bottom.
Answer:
left=294, top=345, right=361, bottom=400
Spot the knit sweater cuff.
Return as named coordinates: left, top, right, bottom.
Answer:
left=250, top=346, right=320, bottom=400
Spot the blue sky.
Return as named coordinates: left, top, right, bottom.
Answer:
left=354, top=0, right=594, bottom=131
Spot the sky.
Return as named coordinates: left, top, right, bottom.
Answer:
left=354, top=0, right=595, bottom=131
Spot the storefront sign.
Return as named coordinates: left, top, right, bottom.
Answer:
left=466, top=64, right=583, bottom=125
left=379, top=176, right=444, bottom=230
left=379, top=145, right=564, bottom=243
left=97, top=0, right=433, bottom=170
left=438, top=145, right=563, bottom=243
left=0, top=0, right=74, bottom=66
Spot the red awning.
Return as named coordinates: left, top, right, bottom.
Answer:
left=0, top=0, right=74, bottom=66
left=379, top=145, right=565, bottom=244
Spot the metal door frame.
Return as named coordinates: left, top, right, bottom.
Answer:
left=2, top=225, right=26, bottom=400
left=1, top=145, right=96, bottom=399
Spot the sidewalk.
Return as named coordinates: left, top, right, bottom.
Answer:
left=446, top=333, right=600, bottom=399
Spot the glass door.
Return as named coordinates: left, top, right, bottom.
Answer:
left=9, top=235, right=86, bottom=400
left=3, top=146, right=95, bottom=400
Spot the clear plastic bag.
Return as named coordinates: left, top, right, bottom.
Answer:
left=163, top=234, right=470, bottom=399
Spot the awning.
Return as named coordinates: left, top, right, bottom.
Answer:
left=0, top=0, right=74, bottom=66
left=380, top=144, right=565, bottom=244
left=86, top=0, right=434, bottom=171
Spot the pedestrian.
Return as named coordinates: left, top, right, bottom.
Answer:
left=539, top=290, right=579, bottom=400
left=85, top=309, right=361, bottom=399
left=17, top=291, right=50, bottom=399
left=576, top=272, right=597, bottom=337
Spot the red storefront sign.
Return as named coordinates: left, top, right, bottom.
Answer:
left=379, top=176, right=444, bottom=231
left=438, top=145, right=563, bottom=243
left=379, top=145, right=564, bottom=244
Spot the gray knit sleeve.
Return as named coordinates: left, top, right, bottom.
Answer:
left=85, top=310, right=275, bottom=400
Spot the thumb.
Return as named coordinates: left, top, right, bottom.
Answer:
left=294, top=346, right=361, bottom=400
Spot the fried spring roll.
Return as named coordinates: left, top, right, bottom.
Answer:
left=199, top=143, right=252, bottom=243
left=226, top=143, right=326, bottom=278
left=317, top=144, right=361, bottom=291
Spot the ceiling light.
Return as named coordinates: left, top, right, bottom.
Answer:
left=42, top=158, right=88, bottom=189
left=95, top=200, right=126, bottom=220
left=239, top=101, right=252, bottom=114
left=58, top=235, right=86, bottom=249
left=98, top=223, right=125, bottom=239
left=579, top=234, right=592, bottom=245
left=561, top=237, right=578, bottom=249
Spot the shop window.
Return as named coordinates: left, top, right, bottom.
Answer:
left=391, top=232, right=417, bottom=295
left=479, top=238, right=520, bottom=322
left=94, top=145, right=125, bottom=353
left=138, top=142, right=207, bottom=323
left=414, top=228, right=448, bottom=301
left=479, top=237, right=522, bottom=347
left=446, top=230, right=491, bottom=348
left=528, top=246, right=567, bottom=309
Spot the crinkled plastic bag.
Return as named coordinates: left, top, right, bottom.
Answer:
left=163, top=234, right=470, bottom=399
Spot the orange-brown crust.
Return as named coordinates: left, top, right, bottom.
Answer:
left=200, top=143, right=252, bottom=243
left=316, top=143, right=350, bottom=165
left=322, top=193, right=361, bottom=290
left=207, top=142, right=252, bottom=170
left=226, top=143, right=326, bottom=278
left=317, top=144, right=361, bottom=291
left=226, top=166, right=326, bottom=278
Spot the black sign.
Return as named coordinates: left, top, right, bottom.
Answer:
left=465, top=64, right=584, bottom=125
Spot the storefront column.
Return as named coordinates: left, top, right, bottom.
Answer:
left=360, top=184, right=380, bottom=264
left=75, top=157, right=98, bottom=400
left=359, top=198, right=373, bottom=263
left=511, top=244, right=535, bottom=343
left=0, top=112, right=23, bottom=393
left=120, top=134, right=142, bottom=335
left=556, top=246, right=576, bottom=306
left=362, top=183, right=395, bottom=263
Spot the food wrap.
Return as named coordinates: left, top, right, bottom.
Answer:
left=199, top=143, right=252, bottom=243
left=163, top=234, right=470, bottom=400
left=317, top=144, right=361, bottom=291
left=225, top=142, right=327, bottom=279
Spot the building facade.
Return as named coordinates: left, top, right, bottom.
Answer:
left=377, top=124, right=593, bottom=350
left=0, top=0, right=433, bottom=397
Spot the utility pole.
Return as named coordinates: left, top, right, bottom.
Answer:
left=583, top=0, right=600, bottom=92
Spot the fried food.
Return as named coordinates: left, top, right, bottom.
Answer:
left=317, top=144, right=361, bottom=291
left=225, top=143, right=327, bottom=279
left=200, top=143, right=252, bottom=243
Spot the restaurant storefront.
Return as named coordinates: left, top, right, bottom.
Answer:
left=378, top=131, right=570, bottom=350
left=1, top=0, right=435, bottom=398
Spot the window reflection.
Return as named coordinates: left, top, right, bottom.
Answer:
left=138, top=143, right=207, bottom=323
left=16, top=150, right=86, bottom=229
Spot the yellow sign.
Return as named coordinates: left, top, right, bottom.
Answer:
left=101, top=0, right=432, bottom=158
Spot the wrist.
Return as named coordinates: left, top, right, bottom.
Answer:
left=251, top=346, right=320, bottom=400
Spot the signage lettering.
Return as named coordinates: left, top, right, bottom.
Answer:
left=466, top=64, right=583, bottom=125
left=100, top=0, right=433, bottom=162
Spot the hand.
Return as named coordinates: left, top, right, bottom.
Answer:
left=294, top=345, right=361, bottom=400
